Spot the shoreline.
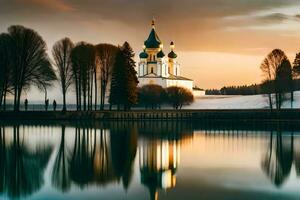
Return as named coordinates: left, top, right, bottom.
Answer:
left=0, top=109, right=300, bottom=122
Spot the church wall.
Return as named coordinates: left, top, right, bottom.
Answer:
left=138, top=78, right=168, bottom=88
left=166, top=79, right=194, bottom=92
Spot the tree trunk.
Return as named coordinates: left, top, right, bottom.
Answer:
left=90, top=72, right=93, bottom=110
left=268, top=93, right=273, bottom=110
left=79, top=76, right=82, bottom=111
left=87, top=75, right=90, bottom=111
left=16, top=86, right=22, bottom=112
left=63, top=91, right=67, bottom=111
left=14, top=87, right=18, bottom=111
left=3, top=89, right=7, bottom=111
left=291, top=91, right=294, bottom=108
left=94, top=69, right=97, bottom=110
left=0, top=89, right=3, bottom=110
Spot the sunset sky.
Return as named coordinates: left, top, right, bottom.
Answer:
left=1, top=0, right=300, bottom=91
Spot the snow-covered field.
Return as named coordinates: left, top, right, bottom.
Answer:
left=184, top=91, right=300, bottom=109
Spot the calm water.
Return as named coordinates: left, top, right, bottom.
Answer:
left=0, top=122, right=299, bottom=200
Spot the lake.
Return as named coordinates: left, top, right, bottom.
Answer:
left=0, top=121, right=299, bottom=200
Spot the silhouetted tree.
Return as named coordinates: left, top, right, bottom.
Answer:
left=95, top=44, right=118, bottom=110
left=275, top=58, right=293, bottom=109
left=52, top=38, right=74, bottom=111
left=109, top=42, right=138, bottom=110
left=0, top=33, right=12, bottom=111
left=138, top=84, right=165, bottom=109
left=260, top=49, right=288, bottom=110
left=7, top=25, right=56, bottom=111
left=71, top=43, right=96, bottom=111
left=166, top=86, right=194, bottom=109
left=293, top=52, right=300, bottom=78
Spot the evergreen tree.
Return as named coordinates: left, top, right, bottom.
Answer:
left=109, top=48, right=127, bottom=109
left=109, top=42, right=138, bottom=110
left=293, top=52, right=300, bottom=78
left=122, top=42, right=138, bottom=109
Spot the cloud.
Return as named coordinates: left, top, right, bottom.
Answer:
left=23, top=0, right=75, bottom=11
left=1, top=0, right=300, bottom=55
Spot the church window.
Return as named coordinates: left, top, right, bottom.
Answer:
left=153, top=55, right=156, bottom=60
left=151, top=67, right=153, bottom=73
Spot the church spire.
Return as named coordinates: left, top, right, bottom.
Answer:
left=151, top=17, right=155, bottom=29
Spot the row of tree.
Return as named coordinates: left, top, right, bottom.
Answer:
left=206, top=80, right=300, bottom=96
left=206, top=84, right=262, bottom=95
left=207, top=49, right=300, bottom=110
left=0, top=25, right=138, bottom=111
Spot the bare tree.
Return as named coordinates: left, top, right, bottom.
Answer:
left=260, top=49, right=288, bottom=110
left=95, top=44, right=118, bottom=110
left=52, top=38, right=74, bottom=111
left=7, top=25, right=56, bottom=111
left=0, top=33, right=13, bottom=110
left=71, top=42, right=96, bottom=111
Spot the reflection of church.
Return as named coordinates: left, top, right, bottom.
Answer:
left=139, top=138, right=180, bottom=200
left=138, top=19, right=205, bottom=96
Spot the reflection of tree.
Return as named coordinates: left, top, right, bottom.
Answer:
left=294, top=139, right=300, bottom=176
left=69, top=127, right=94, bottom=187
left=0, top=126, right=7, bottom=194
left=262, top=131, right=294, bottom=187
left=67, top=124, right=137, bottom=190
left=52, top=125, right=71, bottom=192
left=92, top=129, right=116, bottom=185
left=110, top=125, right=137, bottom=190
left=0, top=125, right=53, bottom=198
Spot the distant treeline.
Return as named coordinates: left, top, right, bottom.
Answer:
left=206, top=79, right=300, bottom=95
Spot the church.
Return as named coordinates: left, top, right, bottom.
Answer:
left=137, top=20, right=204, bottom=96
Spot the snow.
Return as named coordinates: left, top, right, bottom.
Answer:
left=184, top=91, right=300, bottom=109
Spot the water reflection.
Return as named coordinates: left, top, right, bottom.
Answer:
left=0, top=125, right=53, bottom=198
left=0, top=122, right=300, bottom=200
left=138, top=123, right=192, bottom=200
left=52, top=125, right=70, bottom=191
left=262, top=131, right=294, bottom=187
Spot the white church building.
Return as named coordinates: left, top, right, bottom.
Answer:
left=137, top=20, right=205, bottom=96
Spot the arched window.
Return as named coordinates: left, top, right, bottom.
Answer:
left=151, top=67, right=153, bottom=73
left=153, top=55, right=156, bottom=61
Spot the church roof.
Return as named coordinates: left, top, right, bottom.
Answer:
left=157, top=50, right=165, bottom=58
left=144, top=28, right=162, bottom=49
left=139, top=74, right=193, bottom=81
left=139, top=51, right=148, bottom=58
left=168, top=50, right=177, bottom=59
left=167, top=74, right=192, bottom=81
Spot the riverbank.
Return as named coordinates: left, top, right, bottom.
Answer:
left=0, top=109, right=300, bottom=122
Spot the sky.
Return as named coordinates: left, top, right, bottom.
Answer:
left=1, top=0, right=300, bottom=101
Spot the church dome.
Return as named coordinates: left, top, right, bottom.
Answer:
left=157, top=50, right=165, bottom=58
left=139, top=51, right=148, bottom=59
left=144, top=20, right=162, bottom=49
left=168, top=51, right=177, bottom=59
left=144, top=29, right=161, bottom=48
